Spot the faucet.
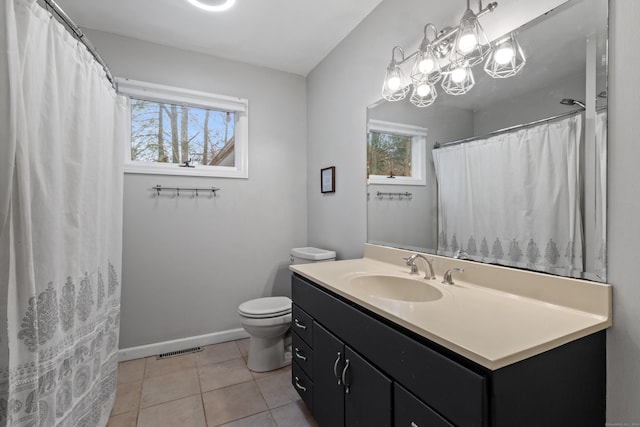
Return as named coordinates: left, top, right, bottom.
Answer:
left=454, top=250, right=470, bottom=260
left=403, top=254, right=435, bottom=280
left=442, top=267, right=464, bottom=285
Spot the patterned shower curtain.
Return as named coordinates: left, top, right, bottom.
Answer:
left=1, top=0, right=126, bottom=425
left=432, top=115, right=583, bottom=276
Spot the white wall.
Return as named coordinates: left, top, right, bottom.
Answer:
left=308, top=0, right=640, bottom=423
left=83, top=29, right=308, bottom=349
left=606, top=1, right=640, bottom=423
left=473, top=71, right=586, bottom=135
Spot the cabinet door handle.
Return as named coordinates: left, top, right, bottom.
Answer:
left=294, top=318, right=307, bottom=330
left=294, top=376, right=307, bottom=392
left=411, top=423, right=419, bottom=427
left=333, top=352, right=342, bottom=385
left=294, top=347, right=307, bottom=361
left=341, top=359, right=351, bottom=394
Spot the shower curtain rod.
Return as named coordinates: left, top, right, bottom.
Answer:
left=434, top=106, right=606, bottom=149
left=41, top=0, right=116, bottom=90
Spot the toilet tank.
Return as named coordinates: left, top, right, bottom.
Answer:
left=290, top=247, right=336, bottom=264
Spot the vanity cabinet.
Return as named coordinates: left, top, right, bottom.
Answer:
left=313, top=321, right=392, bottom=427
left=291, top=273, right=606, bottom=427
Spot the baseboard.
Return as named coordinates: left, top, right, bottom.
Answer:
left=118, top=328, right=250, bottom=362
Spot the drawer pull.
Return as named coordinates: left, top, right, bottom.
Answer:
left=333, top=352, right=342, bottom=385
left=294, top=318, right=307, bottom=330
left=294, top=347, right=307, bottom=361
left=341, top=359, right=351, bottom=394
left=294, top=376, right=307, bottom=392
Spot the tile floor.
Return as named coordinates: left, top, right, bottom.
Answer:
left=107, top=338, right=318, bottom=427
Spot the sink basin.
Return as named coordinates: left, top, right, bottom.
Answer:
left=349, top=275, right=443, bottom=302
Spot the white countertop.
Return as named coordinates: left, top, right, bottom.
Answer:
left=290, top=244, right=612, bottom=370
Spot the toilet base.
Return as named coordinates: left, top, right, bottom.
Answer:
left=247, top=335, right=292, bottom=372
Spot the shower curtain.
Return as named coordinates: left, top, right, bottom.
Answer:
left=432, top=115, right=583, bottom=276
left=1, top=0, right=126, bottom=425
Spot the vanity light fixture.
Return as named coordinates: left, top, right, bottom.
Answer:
left=484, top=32, right=526, bottom=78
left=450, top=2, right=492, bottom=67
left=441, top=61, right=475, bottom=95
left=185, top=0, right=236, bottom=12
left=410, top=24, right=442, bottom=86
left=381, top=0, right=525, bottom=107
left=382, top=47, right=411, bottom=102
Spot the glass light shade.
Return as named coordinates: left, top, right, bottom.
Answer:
left=410, top=81, right=437, bottom=107
left=411, top=45, right=441, bottom=86
left=382, top=63, right=409, bottom=101
left=411, top=25, right=442, bottom=86
left=451, top=66, right=467, bottom=83
left=494, top=44, right=514, bottom=64
left=457, top=30, right=478, bottom=53
left=451, top=9, right=492, bottom=67
left=441, top=62, right=475, bottom=95
left=484, top=33, right=526, bottom=78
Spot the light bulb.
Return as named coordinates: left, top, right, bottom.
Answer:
left=494, top=44, right=515, bottom=65
left=418, top=58, right=435, bottom=74
left=451, top=67, right=467, bottom=83
left=458, top=32, right=478, bottom=53
left=416, top=84, right=431, bottom=97
left=387, top=76, right=401, bottom=91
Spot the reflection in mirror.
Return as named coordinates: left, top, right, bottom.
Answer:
left=367, top=0, right=608, bottom=282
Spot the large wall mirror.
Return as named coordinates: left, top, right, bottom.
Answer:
left=367, top=0, right=608, bottom=282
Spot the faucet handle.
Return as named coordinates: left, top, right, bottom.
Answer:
left=402, top=256, right=419, bottom=275
left=442, top=267, right=464, bottom=285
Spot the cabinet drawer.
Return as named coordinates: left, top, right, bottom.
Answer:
left=292, top=332, right=313, bottom=377
left=394, top=383, right=454, bottom=427
left=292, top=361, right=313, bottom=412
left=292, top=304, right=313, bottom=346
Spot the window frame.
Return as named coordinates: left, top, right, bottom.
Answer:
left=118, top=78, right=249, bottom=178
left=367, top=119, right=427, bottom=186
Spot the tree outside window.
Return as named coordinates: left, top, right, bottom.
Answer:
left=368, top=130, right=413, bottom=178
left=130, top=98, right=236, bottom=167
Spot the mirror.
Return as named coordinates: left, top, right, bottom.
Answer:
left=367, top=0, right=608, bottom=281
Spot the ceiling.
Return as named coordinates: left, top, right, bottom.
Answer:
left=52, top=0, right=385, bottom=76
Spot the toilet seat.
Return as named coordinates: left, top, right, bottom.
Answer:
left=238, top=296, right=292, bottom=319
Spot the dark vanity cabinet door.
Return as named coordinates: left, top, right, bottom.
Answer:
left=313, top=322, right=392, bottom=427
left=312, top=322, right=344, bottom=427
left=343, top=347, right=392, bottom=427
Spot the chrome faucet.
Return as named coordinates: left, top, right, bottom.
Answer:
left=442, top=267, right=464, bottom=285
left=403, top=254, right=435, bottom=280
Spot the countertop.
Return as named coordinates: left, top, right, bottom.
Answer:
left=290, top=244, right=612, bottom=370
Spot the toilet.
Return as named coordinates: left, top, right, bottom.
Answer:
left=238, top=247, right=336, bottom=372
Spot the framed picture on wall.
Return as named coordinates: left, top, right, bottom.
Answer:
left=321, top=166, right=335, bottom=193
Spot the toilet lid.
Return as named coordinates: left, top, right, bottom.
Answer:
left=238, top=297, right=292, bottom=318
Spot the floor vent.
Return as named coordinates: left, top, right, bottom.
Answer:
left=156, top=346, right=203, bottom=360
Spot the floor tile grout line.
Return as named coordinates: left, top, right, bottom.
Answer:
left=199, top=389, right=209, bottom=427
left=112, top=338, right=306, bottom=426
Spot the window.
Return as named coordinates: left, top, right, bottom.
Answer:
left=118, top=79, right=248, bottom=178
left=367, top=119, right=427, bottom=185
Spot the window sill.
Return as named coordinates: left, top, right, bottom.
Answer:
left=367, top=175, right=426, bottom=186
left=124, top=162, right=248, bottom=179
